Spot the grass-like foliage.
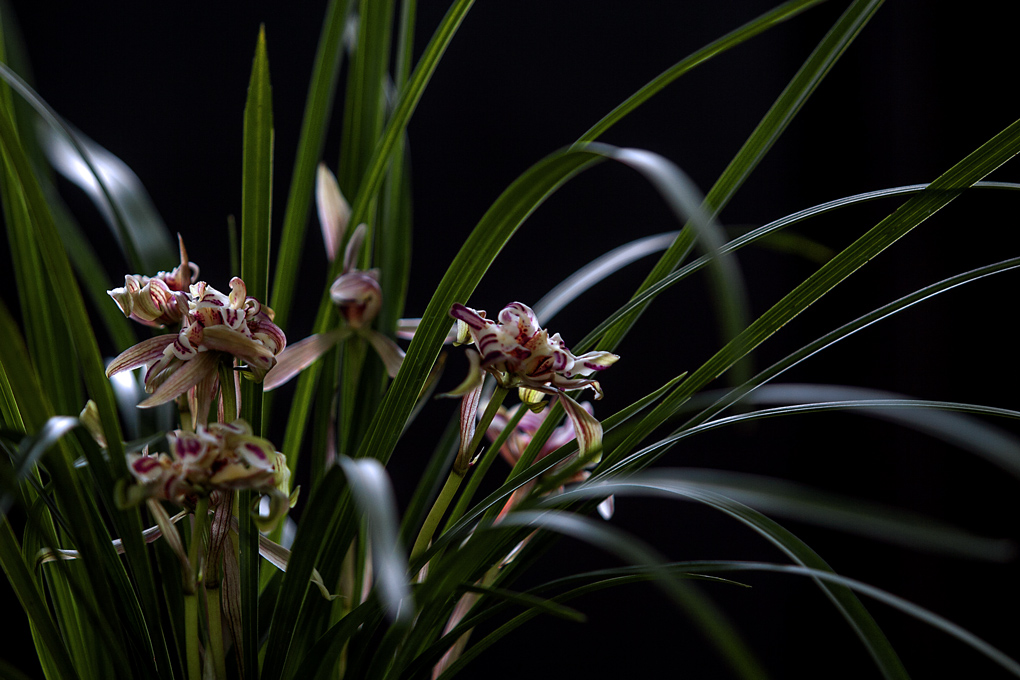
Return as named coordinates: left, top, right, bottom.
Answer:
left=2, top=1, right=1019, bottom=678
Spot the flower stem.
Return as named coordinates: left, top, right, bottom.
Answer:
left=444, top=403, right=528, bottom=531
left=206, top=586, right=227, bottom=680
left=410, top=387, right=509, bottom=564
left=185, top=497, right=209, bottom=680
left=410, top=472, right=463, bottom=564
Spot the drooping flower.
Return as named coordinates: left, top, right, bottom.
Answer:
left=448, top=301, right=618, bottom=466
left=123, top=419, right=289, bottom=509
left=107, top=269, right=286, bottom=412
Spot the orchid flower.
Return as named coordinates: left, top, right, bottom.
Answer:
left=121, top=419, right=290, bottom=521
left=107, top=264, right=286, bottom=414
left=263, top=167, right=404, bottom=391
left=448, top=301, right=618, bottom=466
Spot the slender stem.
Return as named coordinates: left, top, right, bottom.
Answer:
left=410, top=387, right=509, bottom=563
left=184, top=593, right=201, bottom=680
left=410, top=472, right=463, bottom=563
left=185, top=498, right=209, bottom=680
left=444, top=403, right=528, bottom=531
left=206, top=586, right=227, bottom=680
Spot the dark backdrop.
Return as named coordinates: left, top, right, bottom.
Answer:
left=3, top=1, right=1020, bottom=678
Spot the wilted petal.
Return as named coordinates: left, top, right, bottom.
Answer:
left=365, top=330, right=405, bottom=378
left=432, top=590, right=481, bottom=680
left=139, top=351, right=219, bottom=408
left=79, top=400, right=107, bottom=448
left=263, top=328, right=352, bottom=391
left=107, top=335, right=177, bottom=377
left=316, top=163, right=350, bottom=263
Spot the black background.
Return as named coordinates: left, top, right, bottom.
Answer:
left=3, top=1, right=1020, bottom=678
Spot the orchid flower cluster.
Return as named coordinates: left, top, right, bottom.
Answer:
left=105, top=237, right=286, bottom=422
left=123, top=419, right=289, bottom=510
left=103, top=239, right=290, bottom=515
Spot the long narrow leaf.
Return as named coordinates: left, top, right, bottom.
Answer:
left=545, top=479, right=910, bottom=678
left=336, top=456, right=413, bottom=623
left=605, top=116, right=1020, bottom=469
left=269, top=0, right=350, bottom=331
left=239, top=26, right=274, bottom=678
left=598, top=0, right=884, bottom=350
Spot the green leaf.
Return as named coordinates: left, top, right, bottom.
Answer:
left=336, top=456, right=413, bottom=623
left=598, top=0, right=884, bottom=350
left=240, top=24, right=275, bottom=679
left=573, top=182, right=1020, bottom=353
left=593, top=255, right=1020, bottom=478
left=456, top=510, right=768, bottom=680
left=270, top=0, right=351, bottom=330
left=39, top=126, right=176, bottom=274
left=0, top=416, right=78, bottom=515
left=0, top=518, right=78, bottom=680
left=0, top=62, right=173, bottom=273
left=241, top=25, right=274, bottom=307
left=593, top=467, right=1014, bottom=560
left=604, top=114, right=1020, bottom=471
left=578, top=0, right=826, bottom=143
left=546, top=481, right=910, bottom=679
left=674, top=561, right=1020, bottom=677
left=261, top=465, right=352, bottom=679
left=0, top=79, right=173, bottom=680
left=345, top=147, right=601, bottom=462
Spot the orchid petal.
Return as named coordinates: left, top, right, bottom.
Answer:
left=138, top=351, right=219, bottom=408
left=566, top=350, right=620, bottom=377
left=106, top=334, right=176, bottom=377
left=316, top=163, right=350, bottom=263
left=437, top=349, right=483, bottom=398
left=365, top=330, right=405, bottom=378
left=263, top=328, right=352, bottom=391
left=201, top=326, right=277, bottom=379
left=343, top=223, right=368, bottom=274
left=397, top=317, right=459, bottom=343
left=558, top=392, right=603, bottom=465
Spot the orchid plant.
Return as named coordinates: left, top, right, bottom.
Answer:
left=2, top=2, right=1020, bottom=680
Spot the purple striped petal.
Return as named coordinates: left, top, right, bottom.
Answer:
left=107, top=334, right=177, bottom=377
